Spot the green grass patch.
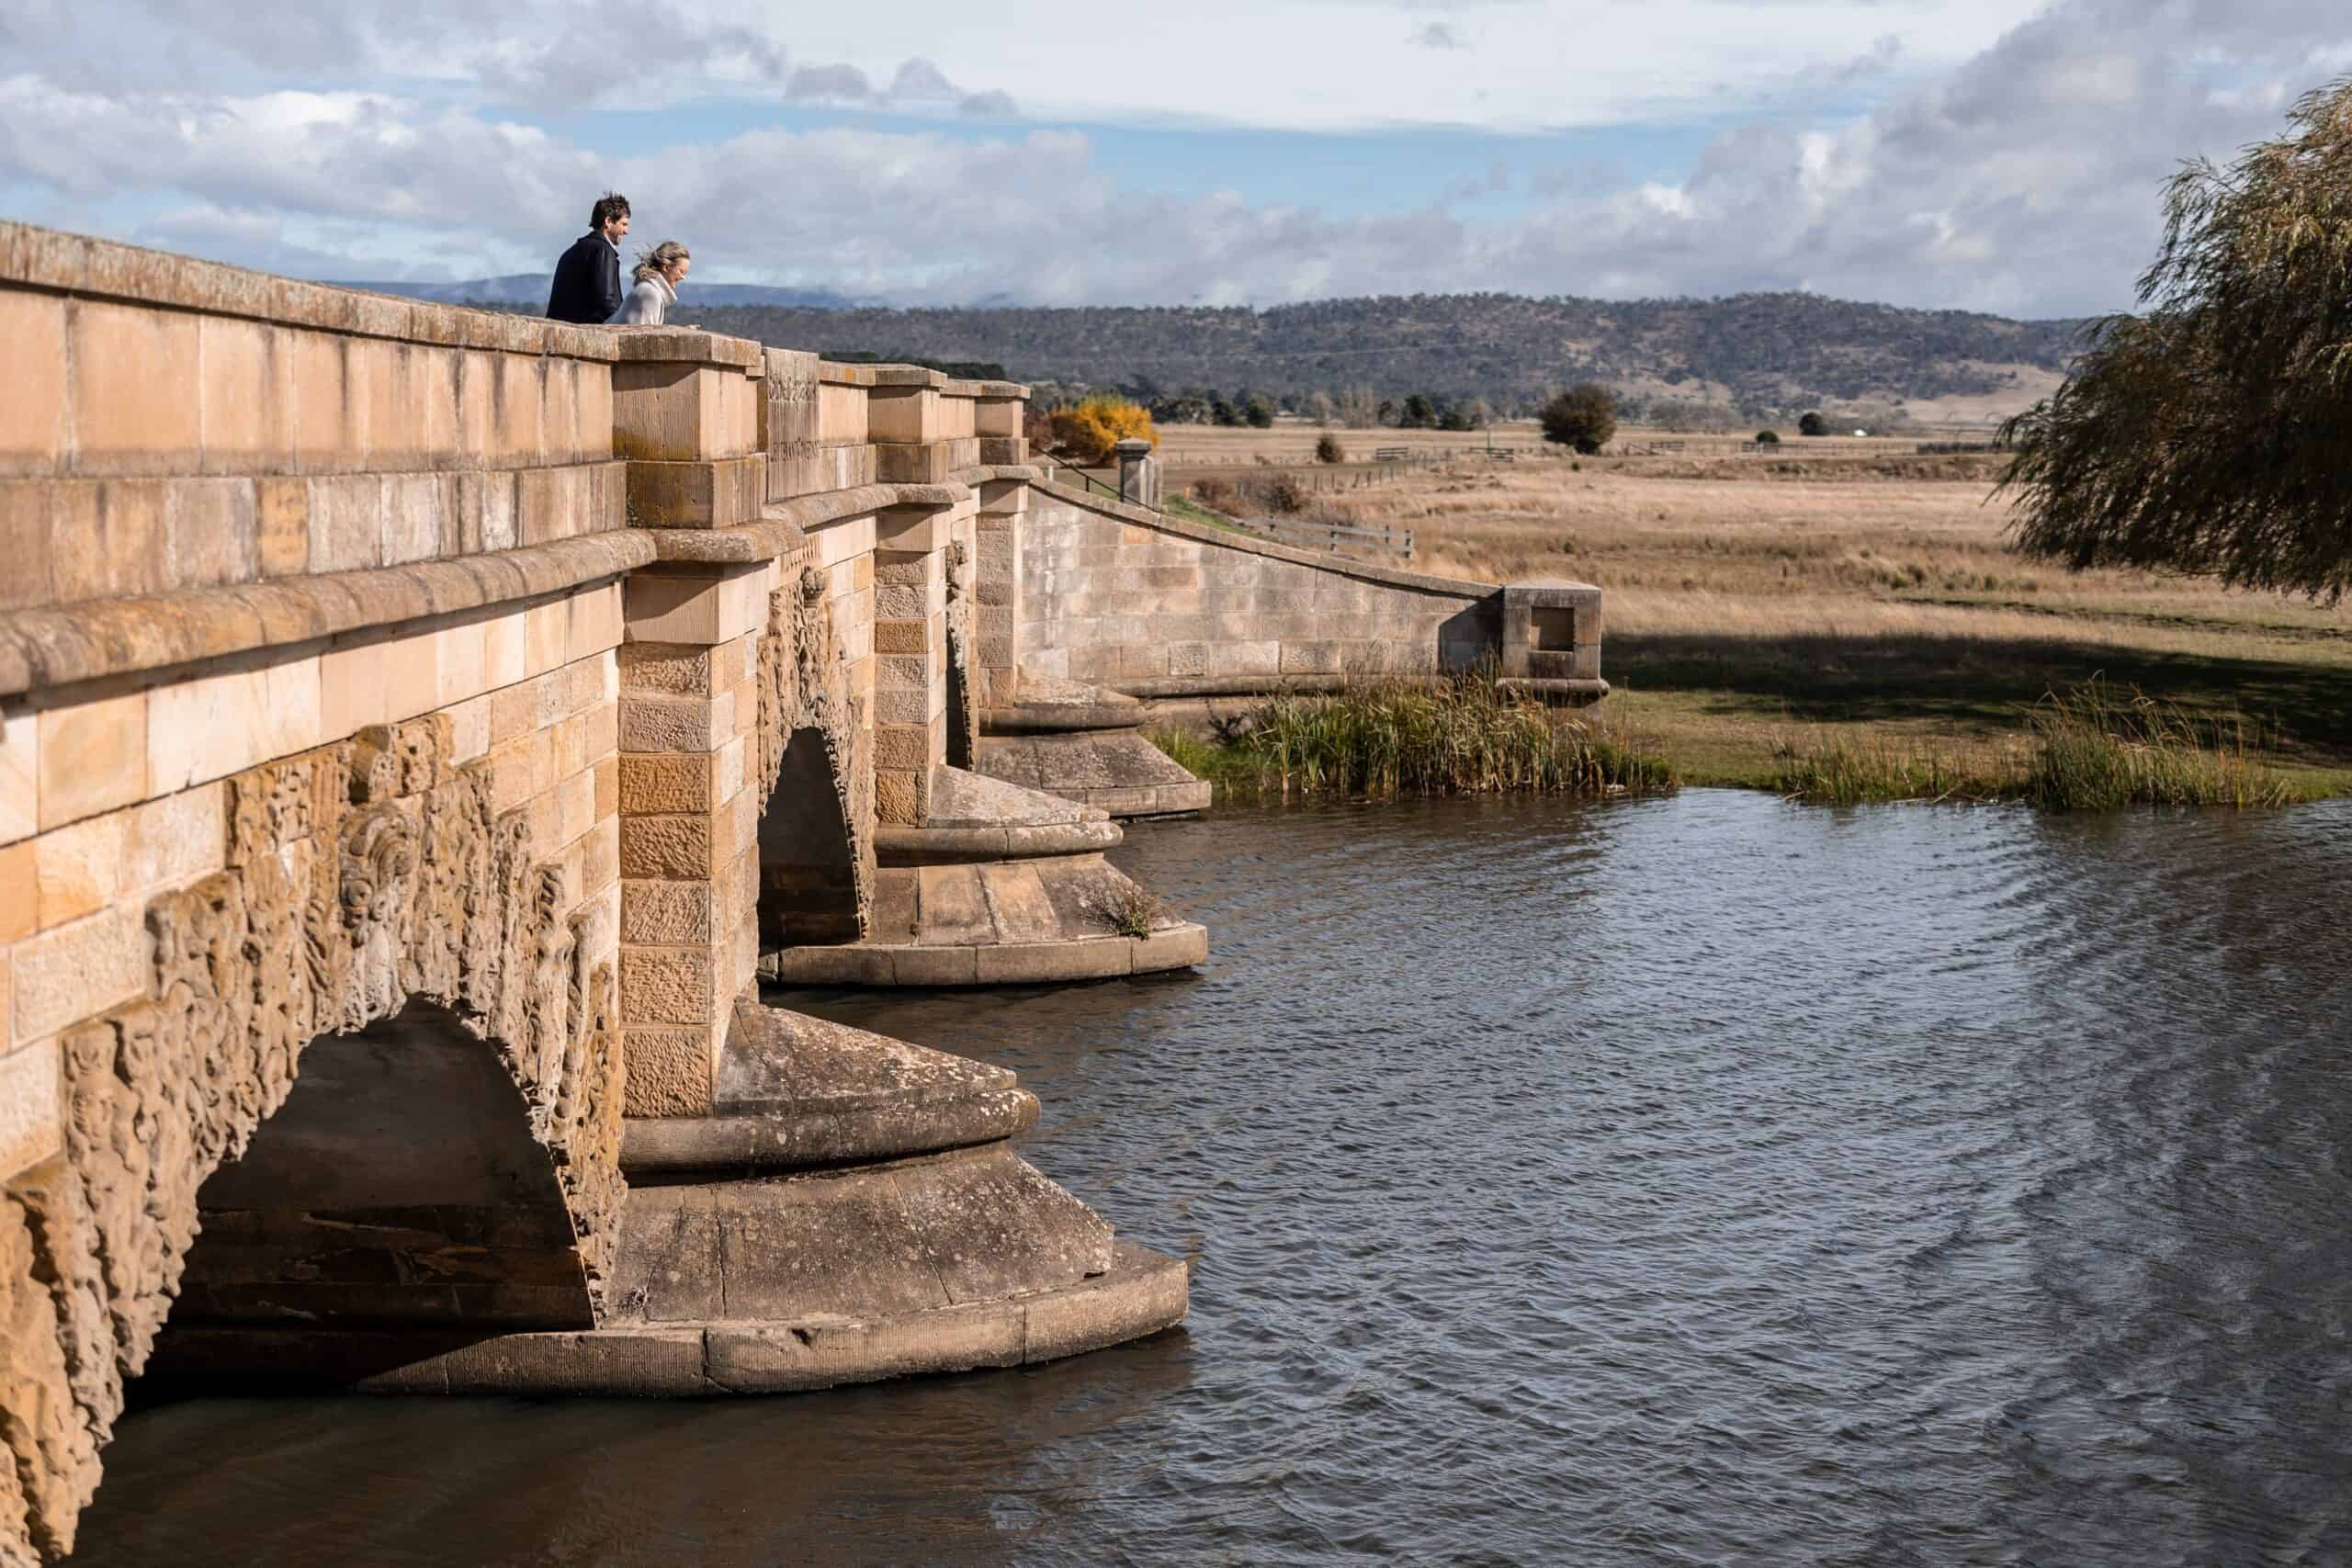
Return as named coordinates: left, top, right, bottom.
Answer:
left=1768, top=680, right=2301, bottom=807
left=1148, top=671, right=1677, bottom=802
left=1162, top=494, right=1257, bottom=537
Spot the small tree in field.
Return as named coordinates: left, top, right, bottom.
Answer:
left=1048, top=397, right=1158, bottom=464
left=1797, top=412, right=1829, bottom=437
left=1756, top=429, right=1781, bottom=446
left=1541, top=383, right=1617, bottom=455
left=1315, top=433, right=1346, bottom=464
left=2002, top=79, right=2352, bottom=599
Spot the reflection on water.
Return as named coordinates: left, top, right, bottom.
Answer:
left=75, top=792, right=2352, bottom=1565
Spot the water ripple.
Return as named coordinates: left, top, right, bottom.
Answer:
left=72, top=790, right=2352, bottom=1567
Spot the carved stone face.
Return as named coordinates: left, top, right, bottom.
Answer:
left=338, top=806, right=417, bottom=942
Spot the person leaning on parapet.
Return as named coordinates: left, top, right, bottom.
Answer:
left=618, top=240, right=690, bottom=325
left=545, top=192, right=630, bottom=323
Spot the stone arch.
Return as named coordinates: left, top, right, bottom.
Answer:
left=1, top=715, right=623, bottom=1563
left=169, top=998, right=595, bottom=1332
left=753, top=564, right=876, bottom=949
left=944, top=537, right=979, bottom=770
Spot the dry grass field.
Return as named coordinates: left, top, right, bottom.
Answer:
left=1163, top=431, right=2352, bottom=795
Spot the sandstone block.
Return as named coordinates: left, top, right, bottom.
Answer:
left=0, top=289, right=67, bottom=475
left=72, top=297, right=200, bottom=475
left=619, top=813, right=715, bottom=880
left=0, top=1038, right=61, bottom=1179
left=31, top=811, right=123, bottom=930
left=288, top=327, right=356, bottom=471
left=322, top=630, right=436, bottom=739
left=150, top=654, right=322, bottom=793
left=12, top=904, right=145, bottom=1044
left=541, top=355, right=582, bottom=463
left=435, top=619, right=489, bottom=708
left=620, top=945, right=718, bottom=1027
left=0, top=842, right=31, bottom=940
left=1, top=705, right=34, bottom=844
left=493, top=351, right=545, bottom=463
left=47, top=478, right=167, bottom=603
left=875, top=767, right=923, bottom=826
left=37, top=691, right=146, bottom=830
left=508, top=722, right=562, bottom=804
left=573, top=581, right=630, bottom=658
left=625, top=568, right=763, bottom=647
left=618, top=752, right=716, bottom=816
left=618, top=691, right=730, bottom=754
left=557, top=763, right=597, bottom=849
left=306, top=474, right=382, bottom=573
left=579, top=365, right=614, bottom=458
left=612, top=363, right=755, bottom=462
left=254, top=476, right=310, bottom=578
left=866, top=385, right=940, bottom=444
left=525, top=600, right=570, bottom=676
left=446, top=693, right=492, bottom=764
left=621, top=1024, right=718, bottom=1117
left=621, top=879, right=714, bottom=945
left=198, top=315, right=295, bottom=474
left=382, top=472, right=451, bottom=565
left=0, top=479, right=52, bottom=610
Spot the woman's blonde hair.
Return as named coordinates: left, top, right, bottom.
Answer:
left=632, top=240, right=690, bottom=287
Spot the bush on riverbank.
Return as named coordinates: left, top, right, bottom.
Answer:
left=1151, top=671, right=1676, bottom=801
left=1770, top=680, right=2297, bottom=807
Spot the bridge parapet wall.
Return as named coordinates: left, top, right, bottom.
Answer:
left=0, top=225, right=627, bottom=620
left=1018, top=479, right=1510, bottom=694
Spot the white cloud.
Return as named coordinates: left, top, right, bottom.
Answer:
left=1, top=0, right=2349, bottom=317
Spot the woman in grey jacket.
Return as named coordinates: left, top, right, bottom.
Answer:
left=619, top=241, right=691, bottom=324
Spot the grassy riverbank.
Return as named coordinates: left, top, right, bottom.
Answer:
left=1171, top=444, right=2352, bottom=804
left=1148, top=671, right=1675, bottom=802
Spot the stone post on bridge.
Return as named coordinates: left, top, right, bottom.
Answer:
left=865, top=372, right=982, bottom=823
left=1115, top=437, right=1161, bottom=511
left=608, top=330, right=771, bottom=1115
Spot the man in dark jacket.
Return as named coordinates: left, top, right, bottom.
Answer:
left=546, top=192, right=630, bottom=323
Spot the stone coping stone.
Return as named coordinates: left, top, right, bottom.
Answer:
left=1033, top=475, right=1499, bottom=600
left=816, top=364, right=1031, bottom=400
left=978, top=733, right=1212, bottom=820
left=980, top=677, right=1146, bottom=735
left=610, top=325, right=763, bottom=367
left=140, top=1241, right=1187, bottom=1395
left=0, top=531, right=652, bottom=698
left=874, top=819, right=1125, bottom=865
left=645, top=482, right=977, bottom=565
left=923, top=763, right=1109, bottom=830
left=770, top=924, right=1207, bottom=987
left=1, top=220, right=617, bottom=360
left=618, top=1089, right=1037, bottom=1175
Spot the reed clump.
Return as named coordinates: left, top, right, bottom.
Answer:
left=1155, top=671, right=1676, bottom=801
left=1769, top=737, right=2009, bottom=806
left=1772, top=679, right=2296, bottom=807
left=2021, top=680, right=2294, bottom=808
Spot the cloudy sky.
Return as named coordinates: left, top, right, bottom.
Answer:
left=2, top=0, right=2347, bottom=318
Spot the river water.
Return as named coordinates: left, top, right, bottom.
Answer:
left=74, top=791, right=2352, bottom=1565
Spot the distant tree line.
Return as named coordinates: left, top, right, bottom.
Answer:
left=685, top=290, right=2087, bottom=423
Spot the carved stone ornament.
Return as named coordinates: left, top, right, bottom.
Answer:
left=1, top=714, right=624, bottom=1565
left=944, top=537, right=979, bottom=770
left=752, top=562, right=876, bottom=941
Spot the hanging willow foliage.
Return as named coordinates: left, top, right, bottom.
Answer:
left=2001, top=79, right=2352, bottom=602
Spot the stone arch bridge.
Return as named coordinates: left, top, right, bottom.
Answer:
left=0, top=224, right=1601, bottom=1563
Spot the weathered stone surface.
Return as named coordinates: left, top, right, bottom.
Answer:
left=976, top=730, right=1210, bottom=820
left=2, top=719, right=626, bottom=1564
